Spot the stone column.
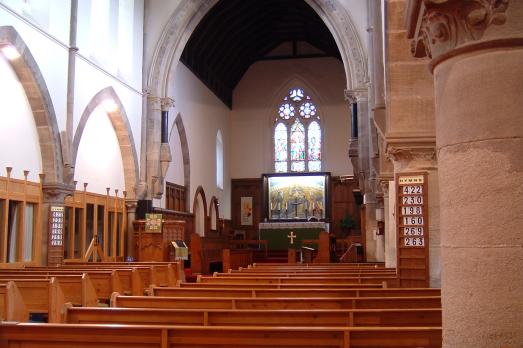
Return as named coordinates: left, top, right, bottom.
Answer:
left=407, top=1, right=523, bottom=345
left=40, top=181, right=75, bottom=265
left=125, top=199, right=138, bottom=260
left=387, top=143, right=440, bottom=287
left=380, top=180, right=396, bottom=268
left=346, top=89, right=380, bottom=261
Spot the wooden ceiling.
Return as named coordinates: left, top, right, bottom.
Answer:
left=180, top=0, right=342, bottom=108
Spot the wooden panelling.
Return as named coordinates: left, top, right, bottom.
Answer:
left=231, top=179, right=262, bottom=240
left=330, top=177, right=360, bottom=238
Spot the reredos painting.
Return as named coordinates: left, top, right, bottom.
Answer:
left=265, top=174, right=328, bottom=221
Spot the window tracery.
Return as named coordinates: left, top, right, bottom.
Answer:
left=273, top=88, right=321, bottom=172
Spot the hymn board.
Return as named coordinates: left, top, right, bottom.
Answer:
left=396, top=173, right=429, bottom=287
left=48, top=206, right=65, bottom=266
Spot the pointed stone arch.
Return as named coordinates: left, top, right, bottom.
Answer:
left=146, top=0, right=367, bottom=97
left=209, top=196, right=219, bottom=232
left=72, top=87, right=139, bottom=198
left=167, top=113, right=191, bottom=209
left=0, top=25, right=63, bottom=184
left=192, top=186, right=207, bottom=236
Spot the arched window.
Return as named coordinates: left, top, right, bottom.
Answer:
left=273, top=88, right=321, bottom=172
left=216, top=130, right=223, bottom=189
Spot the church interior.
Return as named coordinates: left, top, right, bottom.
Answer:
left=0, top=0, right=521, bottom=347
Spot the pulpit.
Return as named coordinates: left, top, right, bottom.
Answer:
left=258, top=222, right=329, bottom=250
left=133, top=220, right=186, bottom=261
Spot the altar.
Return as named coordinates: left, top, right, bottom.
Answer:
left=259, top=222, right=330, bottom=250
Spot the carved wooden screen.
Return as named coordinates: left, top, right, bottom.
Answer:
left=166, top=182, right=187, bottom=212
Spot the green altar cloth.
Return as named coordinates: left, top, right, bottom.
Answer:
left=258, top=222, right=329, bottom=250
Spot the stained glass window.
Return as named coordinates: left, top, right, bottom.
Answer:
left=290, top=120, right=305, bottom=158
left=299, top=102, right=316, bottom=118
left=278, top=103, right=295, bottom=119
left=273, top=88, right=321, bottom=173
left=274, top=123, right=287, bottom=172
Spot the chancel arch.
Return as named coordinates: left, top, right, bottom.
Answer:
left=72, top=87, right=139, bottom=198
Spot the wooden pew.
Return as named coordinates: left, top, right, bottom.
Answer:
left=230, top=267, right=396, bottom=274
left=250, top=262, right=385, bottom=268
left=63, top=306, right=442, bottom=327
left=197, top=275, right=399, bottom=286
left=177, top=282, right=384, bottom=289
left=222, top=249, right=253, bottom=273
left=150, top=287, right=440, bottom=298
left=0, top=275, right=98, bottom=322
left=111, top=293, right=441, bottom=310
left=191, top=233, right=228, bottom=274
left=217, top=271, right=397, bottom=277
left=191, top=233, right=253, bottom=274
left=0, top=270, right=122, bottom=300
left=0, top=281, right=28, bottom=321
left=23, top=263, right=181, bottom=296
left=0, top=322, right=442, bottom=347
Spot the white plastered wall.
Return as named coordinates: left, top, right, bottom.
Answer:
left=74, top=106, right=125, bottom=195
left=0, top=1, right=143, bottom=193
left=230, top=58, right=353, bottom=178
left=158, top=63, right=231, bottom=219
left=0, top=55, right=41, bottom=181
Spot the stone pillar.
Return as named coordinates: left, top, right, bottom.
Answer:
left=387, top=144, right=440, bottom=287
left=385, top=180, right=397, bottom=268
left=407, top=1, right=523, bottom=345
left=40, top=181, right=74, bottom=266
left=346, top=89, right=380, bottom=261
left=125, top=199, right=137, bottom=260
left=380, top=180, right=395, bottom=268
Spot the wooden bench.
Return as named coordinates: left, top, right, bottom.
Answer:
left=63, top=306, right=441, bottom=327
left=0, top=276, right=97, bottom=322
left=22, top=263, right=181, bottom=296
left=191, top=233, right=253, bottom=274
left=222, top=249, right=253, bottom=273
left=250, top=262, right=385, bottom=268
left=217, top=271, right=397, bottom=277
left=0, top=322, right=442, bottom=347
left=111, top=293, right=441, bottom=310
left=0, top=270, right=122, bottom=300
left=177, top=282, right=384, bottom=289
left=151, top=287, right=441, bottom=298
left=197, top=275, right=399, bottom=286
left=230, top=267, right=396, bottom=273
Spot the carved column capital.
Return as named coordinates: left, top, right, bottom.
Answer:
left=41, top=182, right=75, bottom=203
left=386, top=144, right=437, bottom=172
left=344, top=88, right=368, bottom=104
left=125, top=199, right=138, bottom=213
left=160, top=97, right=175, bottom=111
left=408, top=0, right=510, bottom=59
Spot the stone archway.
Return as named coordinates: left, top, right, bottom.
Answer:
left=209, top=196, right=219, bottom=232
left=171, top=113, right=191, bottom=209
left=192, top=186, right=207, bottom=236
left=72, top=87, right=139, bottom=198
left=146, top=0, right=366, bottom=97
left=0, top=26, right=63, bottom=184
left=143, top=0, right=367, bottom=200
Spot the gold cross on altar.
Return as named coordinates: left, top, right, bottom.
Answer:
left=287, top=231, right=297, bottom=245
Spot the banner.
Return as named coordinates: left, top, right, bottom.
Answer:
left=241, top=197, right=253, bottom=225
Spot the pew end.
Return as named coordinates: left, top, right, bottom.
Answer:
left=4, top=281, right=29, bottom=322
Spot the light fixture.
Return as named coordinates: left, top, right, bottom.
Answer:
left=1, top=45, right=21, bottom=60
left=102, top=99, right=118, bottom=113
